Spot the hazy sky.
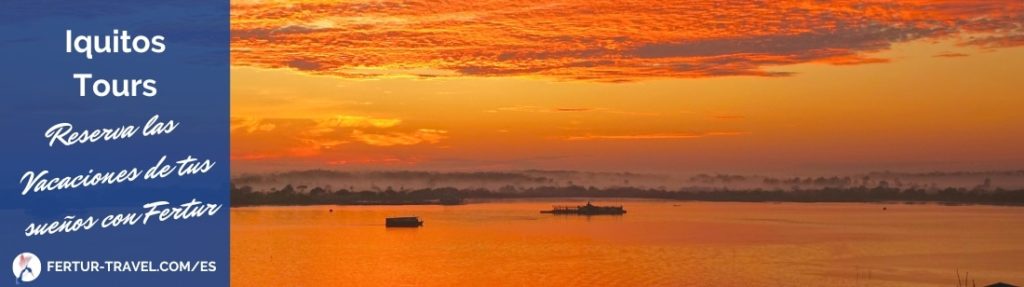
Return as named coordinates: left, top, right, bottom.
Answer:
left=229, top=0, right=1024, bottom=174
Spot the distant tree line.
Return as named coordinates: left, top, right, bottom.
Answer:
left=231, top=183, right=1024, bottom=206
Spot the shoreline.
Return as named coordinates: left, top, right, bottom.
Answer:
left=230, top=197, right=1024, bottom=208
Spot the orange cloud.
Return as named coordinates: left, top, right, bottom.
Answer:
left=231, top=116, right=446, bottom=161
left=318, top=115, right=401, bottom=129
left=554, top=107, right=595, bottom=112
left=231, top=0, right=1024, bottom=81
left=489, top=105, right=657, bottom=116
left=305, top=115, right=402, bottom=137
left=933, top=52, right=970, bottom=58
left=565, top=131, right=747, bottom=141
left=232, top=117, right=277, bottom=133
left=961, top=35, right=1024, bottom=48
left=350, top=129, right=448, bottom=147
left=491, top=106, right=596, bottom=113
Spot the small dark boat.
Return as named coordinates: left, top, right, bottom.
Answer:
left=541, top=201, right=626, bottom=215
left=386, top=216, right=423, bottom=227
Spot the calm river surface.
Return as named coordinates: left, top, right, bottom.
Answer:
left=232, top=200, right=1024, bottom=286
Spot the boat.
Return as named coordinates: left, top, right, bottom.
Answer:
left=541, top=201, right=626, bottom=215
left=385, top=216, right=423, bottom=227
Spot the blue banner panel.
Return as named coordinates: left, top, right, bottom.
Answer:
left=0, top=0, right=229, bottom=286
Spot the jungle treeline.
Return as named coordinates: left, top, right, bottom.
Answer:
left=231, top=183, right=1024, bottom=206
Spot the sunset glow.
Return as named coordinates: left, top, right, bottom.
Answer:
left=230, top=0, right=1024, bottom=174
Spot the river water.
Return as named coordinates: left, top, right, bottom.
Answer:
left=232, top=200, right=1024, bottom=286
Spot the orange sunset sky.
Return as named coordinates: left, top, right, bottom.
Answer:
left=229, top=0, right=1024, bottom=175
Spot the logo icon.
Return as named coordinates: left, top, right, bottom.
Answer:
left=12, top=252, right=40, bottom=284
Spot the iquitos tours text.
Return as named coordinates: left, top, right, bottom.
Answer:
left=15, top=29, right=223, bottom=237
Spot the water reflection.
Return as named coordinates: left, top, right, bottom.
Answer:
left=232, top=200, right=1024, bottom=286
